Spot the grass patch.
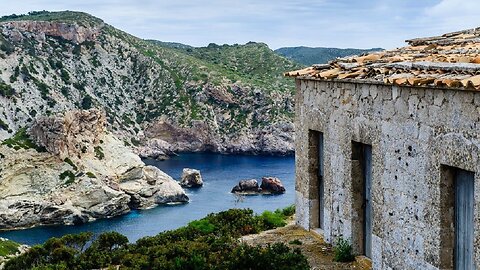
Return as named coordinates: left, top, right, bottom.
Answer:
left=258, top=210, right=287, bottom=229
left=333, top=237, right=355, bottom=262
left=0, top=239, right=20, bottom=257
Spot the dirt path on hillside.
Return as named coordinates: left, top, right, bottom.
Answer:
left=240, top=222, right=372, bottom=270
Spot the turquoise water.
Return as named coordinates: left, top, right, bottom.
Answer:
left=0, top=153, right=295, bottom=245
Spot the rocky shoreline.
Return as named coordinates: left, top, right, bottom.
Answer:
left=0, top=109, right=188, bottom=230
left=141, top=121, right=295, bottom=158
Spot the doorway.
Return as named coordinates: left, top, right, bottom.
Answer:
left=351, top=141, right=372, bottom=257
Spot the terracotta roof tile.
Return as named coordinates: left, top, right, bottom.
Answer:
left=285, top=27, right=480, bottom=90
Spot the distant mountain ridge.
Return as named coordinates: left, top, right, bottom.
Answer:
left=275, top=46, right=384, bottom=66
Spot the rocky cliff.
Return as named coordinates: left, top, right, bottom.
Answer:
left=0, top=109, right=188, bottom=229
left=0, top=11, right=300, bottom=156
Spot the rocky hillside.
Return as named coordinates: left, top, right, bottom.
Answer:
left=0, top=11, right=301, bottom=156
left=275, top=46, right=383, bottom=66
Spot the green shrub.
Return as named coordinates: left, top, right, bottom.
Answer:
left=0, top=239, right=20, bottom=256
left=333, top=237, right=355, bottom=262
left=34, top=79, right=50, bottom=100
left=5, top=208, right=309, bottom=270
left=60, top=69, right=70, bottom=84
left=81, top=95, right=92, bottom=109
left=281, top=204, right=295, bottom=217
left=225, top=243, right=309, bottom=270
left=94, top=146, right=104, bottom=160
left=289, top=239, right=302, bottom=245
left=86, top=172, right=96, bottom=178
left=63, top=158, right=77, bottom=171
left=188, top=219, right=216, bottom=234
left=0, top=81, right=15, bottom=97
left=0, top=119, right=9, bottom=130
left=59, top=170, right=75, bottom=185
left=258, top=210, right=286, bottom=229
left=1, top=127, right=46, bottom=152
left=130, top=138, right=141, bottom=146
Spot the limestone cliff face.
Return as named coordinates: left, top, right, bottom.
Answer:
left=0, top=11, right=298, bottom=156
left=0, top=109, right=188, bottom=229
left=2, top=21, right=102, bottom=44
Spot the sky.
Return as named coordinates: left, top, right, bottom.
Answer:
left=0, top=0, right=479, bottom=50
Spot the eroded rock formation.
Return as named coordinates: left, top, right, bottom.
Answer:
left=0, top=109, right=188, bottom=229
left=179, top=168, right=203, bottom=188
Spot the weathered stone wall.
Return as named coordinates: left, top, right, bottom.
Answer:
left=294, top=79, right=480, bottom=269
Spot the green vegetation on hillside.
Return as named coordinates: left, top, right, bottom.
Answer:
left=5, top=207, right=309, bottom=270
left=0, top=11, right=299, bottom=151
left=167, top=42, right=301, bottom=91
left=0, top=11, right=103, bottom=27
left=0, top=239, right=20, bottom=257
left=1, top=127, right=46, bottom=152
left=275, top=46, right=383, bottom=66
left=0, top=81, right=15, bottom=97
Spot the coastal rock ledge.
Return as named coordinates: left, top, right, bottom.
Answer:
left=0, top=109, right=188, bottom=230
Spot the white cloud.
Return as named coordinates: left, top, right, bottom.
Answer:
left=424, top=0, right=480, bottom=33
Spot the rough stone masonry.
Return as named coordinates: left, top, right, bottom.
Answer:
left=289, top=28, right=480, bottom=270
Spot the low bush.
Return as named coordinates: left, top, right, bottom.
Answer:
left=94, top=146, right=104, bottom=160
left=289, top=239, right=302, bottom=245
left=0, top=239, right=20, bottom=257
left=333, top=237, right=355, bottom=262
left=5, top=207, right=306, bottom=270
left=59, top=170, right=75, bottom=185
left=63, top=158, right=78, bottom=171
left=1, top=127, right=46, bottom=152
left=0, top=81, right=15, bottom=97
left=259, top=210, right=287, bottom=229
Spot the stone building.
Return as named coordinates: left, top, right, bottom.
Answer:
left=286, top=29, right=480, bottom=269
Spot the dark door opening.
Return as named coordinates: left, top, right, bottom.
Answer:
left=351, top=141, right=372, bottom=258
left=317, top=132, right=324, bottom=229
left=440, top=166, right=475, bottom=270
left=455, top=169, right=474, bottom=270
left=308, top=130, right=324, bottom=230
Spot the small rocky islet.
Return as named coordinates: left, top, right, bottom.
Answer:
left=231, top=177, right=286, bottom=195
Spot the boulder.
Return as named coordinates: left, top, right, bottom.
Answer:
left=231, top=179, right=261, bottom=193
left=260, top=177, right=286, bottom=194
left=119, top=166, right=189, bottom=208
left=135, top=138, right=174, bottom=160
left=231, top=177, right=286, bottom=195
left=180, top=168, right=203, bottom=188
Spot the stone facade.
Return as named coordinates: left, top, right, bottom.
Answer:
left=294, top=78, right=480, bottom=269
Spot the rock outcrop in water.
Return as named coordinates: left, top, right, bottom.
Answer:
left=231, top=179, right=261, bottom=194
left=260, top=177, right=286, bottom=194
left=231, top=177, right=286, bottom=195
left=0, top=109, right=188, bottom=229
left=179, top=168, right=203, bottom=188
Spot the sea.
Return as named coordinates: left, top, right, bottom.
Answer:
left=0, top=153, right=295, bottom=245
